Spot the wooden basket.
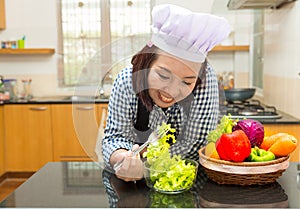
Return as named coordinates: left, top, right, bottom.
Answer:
left=198, top=147, right=289, bottom=186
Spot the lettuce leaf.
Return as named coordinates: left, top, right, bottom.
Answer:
left=143, top=122, right=196, bottom=191
left=207, top=114, right=238, bottom=143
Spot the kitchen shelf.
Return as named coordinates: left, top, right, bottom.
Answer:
left=211, top=45, right=249, bottom=52
left=0, top=46, right=248, bottom=55
left=0, top=48, right=55, bottom=55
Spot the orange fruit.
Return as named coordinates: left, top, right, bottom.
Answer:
left=204, top=142, right=220, bottom=159
left=260, top=133, right=287, bottom=150
left=268, top=133, right=297, bottom=157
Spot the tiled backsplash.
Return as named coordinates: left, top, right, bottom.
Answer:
left=259, top=75, right=300, bottom=119
left=3, top=74, right=73, bottom=97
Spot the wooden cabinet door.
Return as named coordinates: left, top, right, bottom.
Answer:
left=0, top=0, right=6, bottom=29
left=4, top=104, right=53, bottom=171
left=52, top=103, right=104, bottom=162
left=0, top=106, right=4, bottom=175
left=95, top=104, right=108, bottom=162
left=264, top=124, right=300, bottom=162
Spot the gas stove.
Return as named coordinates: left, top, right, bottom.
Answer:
left=225, top=99, right=282, bottom=120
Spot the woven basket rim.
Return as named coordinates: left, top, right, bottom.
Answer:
left=198, top=147, right=289, bottom=167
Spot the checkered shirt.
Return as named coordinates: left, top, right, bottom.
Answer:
left=101, top=64, right=219, bottom=167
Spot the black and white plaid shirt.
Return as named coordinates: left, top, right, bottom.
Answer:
left=101, top=64, right=219, bottom=167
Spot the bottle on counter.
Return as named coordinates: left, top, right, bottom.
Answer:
left=0, top=76, right=4, bottom=99
left=228, top=72, right=235, bottom=89
left=221, top=71, right=235, bottom=90
left=0, top=76, right=10, bottom=101
left=21, top=79, right=33, bottom=100
left=3, top=79, right=18, bottom=101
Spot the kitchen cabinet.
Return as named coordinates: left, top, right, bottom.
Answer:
left=264, top=124, right=300, bottom=162
left=0, top=0, right=5, bottom=29
left=0, top=106, right=4, bottom=176
left=4, top=104, right=53, bottom=172
left=51, top=103, right=107, bottom=162
left=96, top=103, right=108, bottom=162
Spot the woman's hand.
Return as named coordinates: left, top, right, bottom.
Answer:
left=111, top=145, right=144, bottom=182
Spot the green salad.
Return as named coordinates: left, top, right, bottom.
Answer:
left=143, top=123, right=197, bottom=192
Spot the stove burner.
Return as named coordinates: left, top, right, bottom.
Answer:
left=225, top=99, right=282, bottom=120
left=239, top=109, right=258, bottom=116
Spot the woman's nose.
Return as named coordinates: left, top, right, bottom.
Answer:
left=162, top=79, right=182, bottom=98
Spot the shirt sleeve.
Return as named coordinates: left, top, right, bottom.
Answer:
left=169, top=64, right=219, bottom=160
left=101, top=67, right=138, bottom=167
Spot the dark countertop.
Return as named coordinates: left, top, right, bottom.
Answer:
left=1, top=96, right=300, bottom=124
left=1, top=95, right=110, bottom=104
left=259, top=110, right=300, bottom=124
left=1, top=162, right=300, bottom=208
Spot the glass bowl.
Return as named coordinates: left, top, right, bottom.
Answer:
left=143, top=159, right=198, bottom=194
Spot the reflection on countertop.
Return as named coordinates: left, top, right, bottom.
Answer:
left=1, top=162, right=300, bottom=208
left=199, top=179, right=288, bottom=208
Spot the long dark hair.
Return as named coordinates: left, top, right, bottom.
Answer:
left=131, top=45, right=207, bottom=111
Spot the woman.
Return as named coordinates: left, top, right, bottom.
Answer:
left=100, top=4, right=231, bottom=181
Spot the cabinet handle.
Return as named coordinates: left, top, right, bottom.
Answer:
left=60, top=156, right=91, bottom=158
left=29, top=107, right=48, bottom=111
left=76, top=106, right=94, bottom=110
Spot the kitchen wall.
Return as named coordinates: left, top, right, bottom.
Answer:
left=256, top=2, right=300, bottom=119
left=0, top=0, right=251, bottom=98
left=0, top=0, right=61, bottom=96
left=210, top=0, right=252, bottom=88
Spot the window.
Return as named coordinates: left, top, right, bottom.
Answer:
left=57, top=0, right=152, bottom=87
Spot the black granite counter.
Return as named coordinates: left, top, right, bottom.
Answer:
left=1, top=95, right=109, bottom=104
left=258, top=110, right=300, bottom=124
left=0, top=162, right=300, bottom=208
left=1, top=96, right=300, bottom=124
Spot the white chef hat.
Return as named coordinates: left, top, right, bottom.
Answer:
left=151, top=4, right=231, bottom=63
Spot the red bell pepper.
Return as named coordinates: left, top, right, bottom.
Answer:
left=215, top=130, right=251, bottom=162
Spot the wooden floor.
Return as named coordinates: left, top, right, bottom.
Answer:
left=0, top=178, right=27, bottom=203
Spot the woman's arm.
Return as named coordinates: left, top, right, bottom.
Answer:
left=101, top=67, right=138, bottom=168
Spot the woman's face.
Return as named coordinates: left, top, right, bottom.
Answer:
left=148, top=53, right=202, bottom=108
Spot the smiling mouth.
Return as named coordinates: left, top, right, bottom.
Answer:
left=158, top=91, right=174, bottom=103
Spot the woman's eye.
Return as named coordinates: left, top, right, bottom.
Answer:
left=158, top=73, right=169, bottom=80
left=183, top=81, right=193, bottom=86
